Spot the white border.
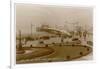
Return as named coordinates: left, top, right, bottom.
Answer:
left=11, top=0, right=95, bottom=69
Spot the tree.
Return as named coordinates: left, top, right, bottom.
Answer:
left=77, top=26, right=82, bottom=37
left=18, top=30, right=22, bottom=50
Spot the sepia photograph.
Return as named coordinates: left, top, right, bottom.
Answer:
left=15, top=4, right=93, bottom=64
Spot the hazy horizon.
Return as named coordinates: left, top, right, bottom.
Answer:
left=16, top=4, right=93, bottom=35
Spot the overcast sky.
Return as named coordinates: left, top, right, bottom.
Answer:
left=16, top=4, right=93, bottom=35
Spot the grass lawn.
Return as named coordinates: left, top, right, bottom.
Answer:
left=16, top=45, right=92, bottom=64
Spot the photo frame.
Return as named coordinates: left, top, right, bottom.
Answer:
left=10, top=0, right=94, bottom=69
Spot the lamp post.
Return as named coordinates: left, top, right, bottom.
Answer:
left=31, top=23, right=32, bottom=37
left=31, top=23, right=35, bottom=37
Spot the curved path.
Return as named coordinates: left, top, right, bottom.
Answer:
left=17, top=45, right=92, bottom=64
left=16, top=47, right=54, bottom=61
